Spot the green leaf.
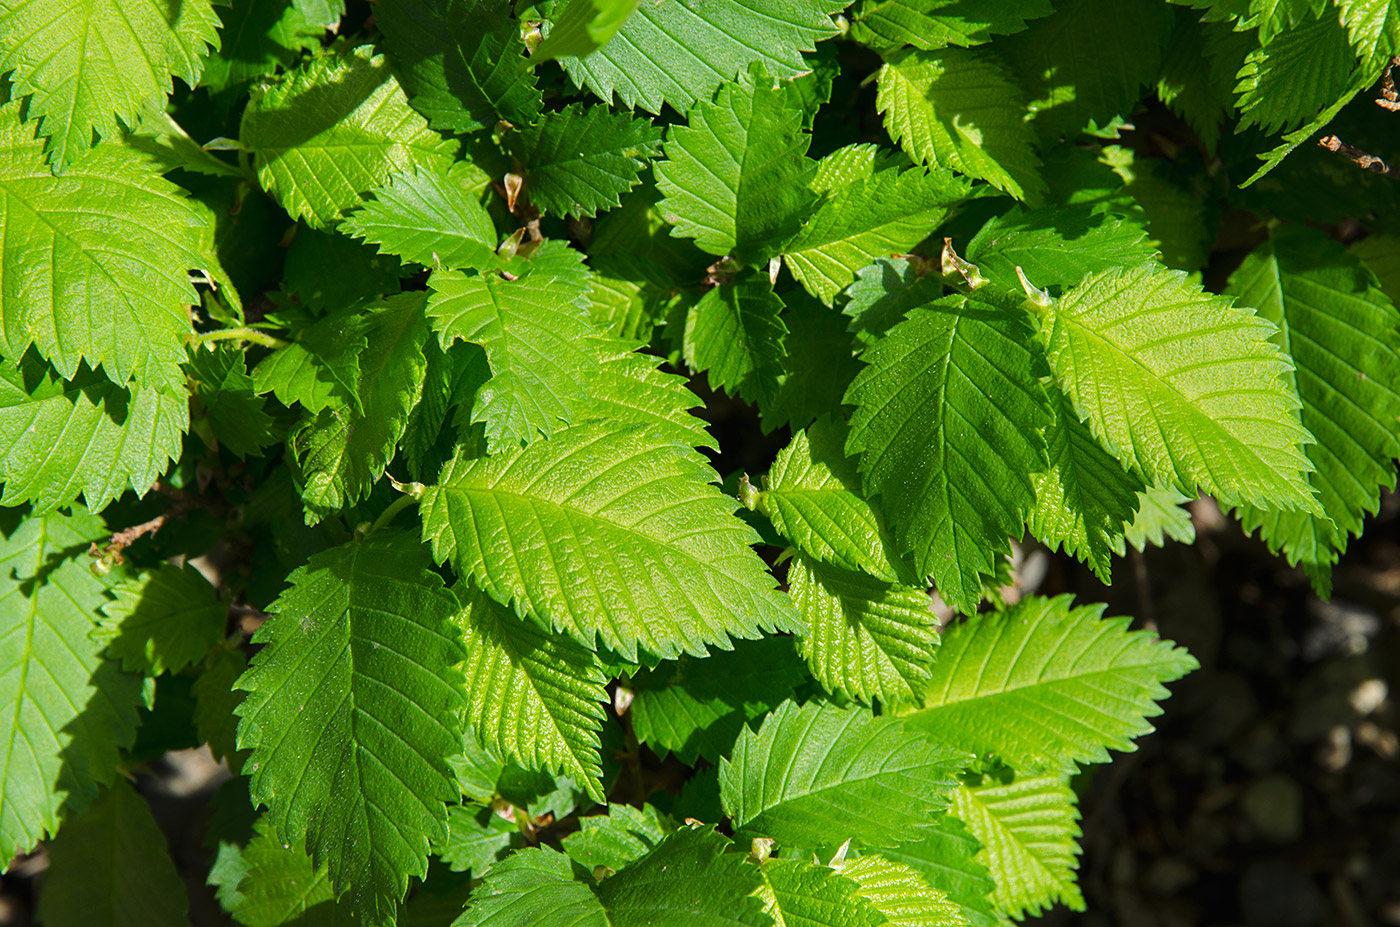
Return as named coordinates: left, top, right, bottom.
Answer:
left=37, top=780, right=189, bottom=927
left=192, top=647, right=248, bottom=774
left=760, top=417, right=911, bottom=582
left=849, top=0, right=1052, bottom=51
left=683, top=276, right=789, bottom=406
left=253, top=304, right=366, bottom=414
left=842, top=257, right=943, bottom=347
left=0, top=508, right=142, bottom=866
left=187, top=345, right=274, bottom=458
left=759, top=858, right=884, bottom=927
left=377, top=0, right=541, bottom=134
left=235, top=530, right=466, bottom=925
left=1155, top=12, right=1246, bottom=152
left=456, top=583, right=608, bottom=802
left=1002, top=0, right=1172, bottom=139
left=627, top=637, right=805, bottom=764
left=1235, top=11, right=1360, bottom=135
left=201, top=0, right=334, bottom=93
left=457, top=827, right=770, bottom=927
left=720, top=700, right=966, bottom=849
left=94, top=563, right=225, bottom=675
left=282, top=226, right=406, bottom=311
left=511, top=104, right=663, bottom=219
left=562, top=803, right=675, bottom=872
left=965, top=205, right=1156, bottom=292
left=1028, top=386, right=1145, bottom=583
left=1116, top=485, right=1196, bottom=554
left=789, top=554, right=937, bottom=707
left=577, top=343, right=717, bottom=451
left=231, top=818, right=346, bottom=927
left=559, top=0, right=844, bottom=114
left=876, top=48, right=1045, bottom=204
left=656, top=64, right=817, bottom=265
left=841, top=854, right=968, bottom=927
left=427, top=249, right=605, bottom=449
left=1238, top=79, right=1361, bottom=187
left=949, top=775, right=1083, bottom=920
left=1226, top=228, right=1400, bottom=595
left=0, top=0, right=220, bottom=171
left=880, top=816, right=996, bottom=927
left=1096, top=146, right=1211, bottom=273
left=1043, top=262, right=1321, bottom=513
left=760, top=290, right=865, bottom=433
left=0, top=103, right=216, bottom=393
left=535, top=0, right=639, bottom=61
left=905, top=594, right=1198, bottom=772
left=242, top=45, right=456, bottom=228
left=290, top=293, right=430, bottom=521
left=420, top=422, right=800, bottom=660
left=437, top=805, right=522, bottom=876
left=844, top=294, right=1050, bottom=614
left=342, top=163, right=498, bottom=271
left=783, top=150, right=969, bottom=305
left=1337, top=0, right=1400, bottom=62
left=0, top=355, right=187, bottom=514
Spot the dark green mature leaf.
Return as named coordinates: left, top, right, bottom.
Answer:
left=438, top=805, right=522, bottom=876
left=562, top=803, right=675, bottom=872
left=231, top=819, right=349, bottom=927
left=282, top=226, right=407, bottom=311
left=456, top=584, right=608, bottom=801
left=850, top=0, right=1052, bottom=50
left=760, top=417, right=911, bottom=582
left=842, top=257, right=944, bottom=347
left=760, top=291, right=864, bottom=433
left=291, top=293, right=430, bottom=522
left=560, top=0, right=845, bottom=114
left=235, top=531, right=466, bottom=926
left=721, top=700, right=967, bottom=849
left=950, top=775, right=1083, bottom=920
left=783, top=145, right=970, bottom=305
left=1028, top=387, right=1145, bottom=583
left=1043, top=263, right=1320, bottom=513
left=1002, top=0, right=1172, bottom=139
left=0, top=102, right=215, bottom=394
left=534, top=0, right=640, bottom=61
left=343, top=163, right=498, bottom=271
left=882, top=815, right=997, bottom=927
left=377, top=0, right=541, bottom=134
left=242, top=45, right=456, bottom=228
left=0, top=355, right=187, bottom=514
left=37, top=780, right=189, bottom=927
left=845, top=294, right=1050, bottom=614
left=1227, top=228, right=1400, bottom=595
left=193, top=648, right=248, bottom=774
left=253, top=304, right=366, bottom=414
left=187, top=345, right=274, bottom=458
left=1236, top=11, right=1360, bottom=136
left=627, top=637, right=806, bottom=764
left=905, top=595, right=1198, bottom=772
left=420, top=422, right=801, bottom=660
left=876, top=48, right=1045, bottom=203
left=1098, top=146, right=1209, bottom=273
left=789, top=553, right=938, bottom=706
left=683, top=277, right=788, bottom=406
left=0, top=509, right=142, bottom=867
left=966, top=205, right=1157, bottom=292
left=0, top=0, right=220, bottom=171
left=511, top=104, right=663, bottom=218
left=95, top=563, right=225, bottom=675
left=1337, top=0, right=1400, bottom=63
left=427, top=247, right=604, bottom=449
left=201, top=0, right=335, bottom=92
left=656, top=64, right=817, bottom=265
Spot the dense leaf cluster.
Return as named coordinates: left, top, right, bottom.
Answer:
left=0, top=0, right=1397, bottom=925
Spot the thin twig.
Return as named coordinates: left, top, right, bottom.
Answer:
left=1317, top=134, right=1393, bottom=177
left=1377, top=55, right=1400, bottom=112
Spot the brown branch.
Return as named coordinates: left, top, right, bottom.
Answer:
left=1378, top=55, right=1400, bottom=112
left=1317, top=134, right=1393, bottom=177
left=88, top=487, right=191, bottom=566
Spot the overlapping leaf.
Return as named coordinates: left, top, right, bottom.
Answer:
left=420, top=422, right=801, bottom=660
left=187, top=345, right=274, bottom=458
left=242, top=45, right=456, bottom=227
left=511, top=104, right=663, bottom=218
left=1043, top=262, right=1320, bottom=513
left=534, top=0, right=640, bottom=61
left=1226, top=228, right=1400, bottom=595
left=95, top=563, right=225, bottom=675
left=0, top=102, right=215, bottom=393
left=881, top=815, right=997, bottom=927
left=965, top=205, right=1156, bottom=292
left=683, top=277, right=789, bottom=406
left=720, top=700, right=966, bottom=849
left=656, top=64, right=816, bottom=265
left=849, top=0, right=1052, bottom=51
left=845, top=294, right=1050, bottom=614
left=876, top=48, right=1045, bottom=203
left=343, top=163, right=498, bottom=270
left=905, top=595, right=1198, bottom=771
left=235, top=530, right=465, bottom=926
left=0, top=0, right=220, bottom=171
left=559, top=0, right=845, bottom=114
left=456, top=584, right=608, bottom=801
left=201, top=0, right=336, bottom=92
left=1235, top=11, right=1360, bottom=135
left=842, top=854, right=969, bottom=927
left=760, top=858, right=885, bottom=927
left=0, top=509, right=142, bottom=868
